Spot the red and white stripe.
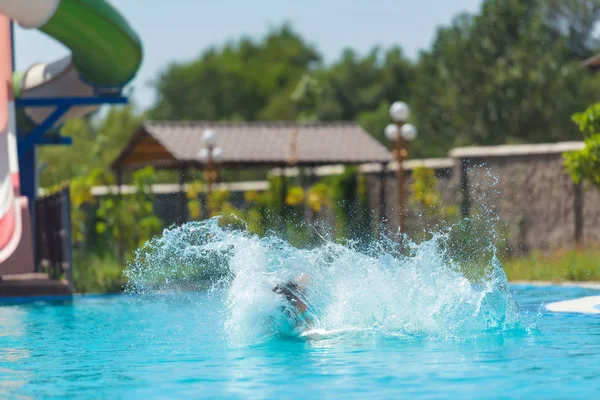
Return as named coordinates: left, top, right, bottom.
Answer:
left=0, top=14, right=21, bottom=263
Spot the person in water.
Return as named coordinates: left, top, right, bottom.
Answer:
left=273, top=273, right=313, bottom=327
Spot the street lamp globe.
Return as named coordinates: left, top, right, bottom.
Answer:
left=384, top=123, right=400, bottom=141
left=203, top=129, right=217, bottom=146
left=401, top=123, right=417, bottom=141
left=198, top=147, right=209, bottom=161
left=212, top=147, right=223, bottom=161
left=389, top=101, right=410, bottom=122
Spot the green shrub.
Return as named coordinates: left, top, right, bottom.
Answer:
left=409, top=167, right=458, bottom=234
left=72, top=252, right=124, bottom=294
left=564, top=103, right=600, bottom=190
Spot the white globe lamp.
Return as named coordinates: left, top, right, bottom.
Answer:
left=203, top=129, right=217, bottom=147
left=401, top=123, right=417, bottom=141
left=389, top=101, right=410, bottom=122
left=198, top=148, right=209, bottom=161
left=212, top=147, right=223, bottom=161
left=384, top=123, right=400, bottom=141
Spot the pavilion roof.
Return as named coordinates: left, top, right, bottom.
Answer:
left=112, top=121, right=392, bottom=170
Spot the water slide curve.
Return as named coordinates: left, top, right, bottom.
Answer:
left=0, top=0, right=142, bottom=269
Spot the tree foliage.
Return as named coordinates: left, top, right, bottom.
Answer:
left=563, top=103, right=600, bottom=189
left=38, top=104, right=145, bottom=188
left=411, top=0, right=600, bottom=157
left=150, top=24, right=321, bottom=122
left=69, top=166, right=163, bottom=259
left=145, top=1, right=600, bottom=160
left=36, top=1, right=600, bottom=191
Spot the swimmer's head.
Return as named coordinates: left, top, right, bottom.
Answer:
left=273, top=274, right=310, bottom=306
left=273, top=281, right=299, bottom=303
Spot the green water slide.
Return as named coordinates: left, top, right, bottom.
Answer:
left=2, top=0, right=143, bottom=125
left=0, top=0, right=141, bottom=271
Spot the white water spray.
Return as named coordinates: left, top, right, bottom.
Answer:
left=124, top=217, right=530, bottom=347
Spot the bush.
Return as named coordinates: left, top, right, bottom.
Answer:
left=409, top=166, right=458, bottom=235
left=564, top=103, right=600, bottom=190
left=72, top=252, right=124, bottom=294
left=69, top=166, right=164, bottom=261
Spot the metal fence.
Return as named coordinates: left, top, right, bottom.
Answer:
left=35, top=184, right=73, bottom=291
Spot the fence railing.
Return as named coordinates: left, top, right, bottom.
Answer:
left=35, top=184, right=73, bottom=291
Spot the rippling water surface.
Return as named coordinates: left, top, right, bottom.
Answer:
left=1, top=220, right=598, bottom=399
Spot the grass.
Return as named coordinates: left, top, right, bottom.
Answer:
left=502, top=248, right=600, bottom=282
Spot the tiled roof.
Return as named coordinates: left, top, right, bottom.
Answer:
left=582, top=52, right=600, bottom=70
left=113, top=121, right=392, bottom=169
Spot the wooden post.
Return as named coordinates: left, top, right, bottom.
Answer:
left=204, top=157, right=214, bottom=217
left=460, top=158, right=471, bottom=218
left=179, top=164, right=187, bottom=225
left=116, top=168, right=125, bottom=265
left=282, top=127, right=299, bottom=238
left=279, top=167, right=287, bottom=237
left=61, top=184, right=74, bottom=293
left=379, top=163, right=387, bottom=235
left=395, top=133, right=406, bottom=232
left=574, top=180, right=584, bottom=248
left=305, top=167, right=316, bottom=243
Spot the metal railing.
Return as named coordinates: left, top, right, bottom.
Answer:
left=35, top=184, right=73, bottom=291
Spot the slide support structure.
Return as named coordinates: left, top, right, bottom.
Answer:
left=0, top=0, right=142, bottom=274
left=15, top=96, right=128, bottom=271
left=16, top=96, right=128, bottom=156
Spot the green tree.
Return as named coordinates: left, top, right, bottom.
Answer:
left=38, top=104, right=144, bottom=187
left=411, top=0, right=600, bottom=157
left=310, top=47, right=415, bottom=146
left=542, top=0, right=600, bottom=58
left=564, top=103, right=600, bottom=189
left=150, top=24, right=321, bottom=122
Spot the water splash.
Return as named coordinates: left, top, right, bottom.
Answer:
left=124, top=217, right=532, bottom=347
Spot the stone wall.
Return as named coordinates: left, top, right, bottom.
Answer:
left=583, top=186, right=600, bottom=245
left=361, top=142, right=597, bottom=253
left=457, top=154, right=578, bottom=253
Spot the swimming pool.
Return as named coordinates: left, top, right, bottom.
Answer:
left=0, top=285, right=598, bottom=399
left=3, top=221, right=599, bottom=399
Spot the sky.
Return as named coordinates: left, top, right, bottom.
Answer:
left=13, top=0, right=483, bottom=111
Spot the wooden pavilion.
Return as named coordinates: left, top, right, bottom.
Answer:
left=112, top=121, right=392, bottom=171
left=111, top=120, right=393, bottom=222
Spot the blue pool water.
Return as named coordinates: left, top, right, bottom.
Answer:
left=0, top=286, right=599, bottom=399
left=1, top=221, right=599, bottom=399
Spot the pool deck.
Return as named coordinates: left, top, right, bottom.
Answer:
left=0, top=273, right=72, bottom=299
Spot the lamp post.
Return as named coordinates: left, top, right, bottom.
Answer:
left=384, top=101, right=417, bottom=233
left=198, top=129, right=223, bottom=216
